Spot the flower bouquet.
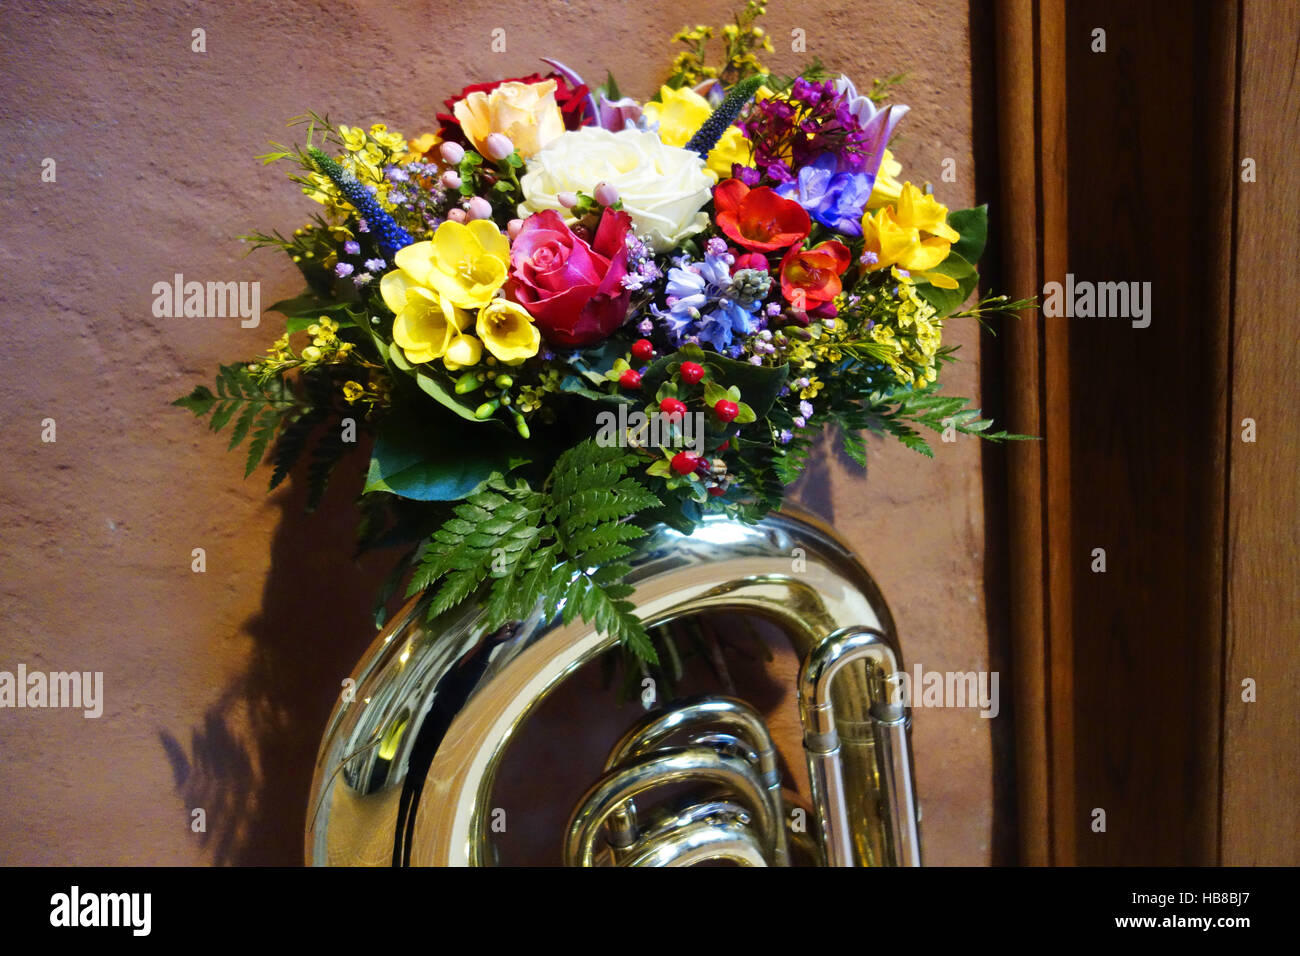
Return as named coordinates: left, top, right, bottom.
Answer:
left=175, top=4, right=1026, bottom=662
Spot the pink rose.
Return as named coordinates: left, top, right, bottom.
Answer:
left=506, top=208, right=634, bottom=347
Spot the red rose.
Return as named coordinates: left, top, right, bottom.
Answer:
left=780, top=240, right=851, bottom=310
left=438, top=73, right=589, bottom=144
left=506, top=209, right=634, bottom=347
left=712, top=179, right=810, bottom=253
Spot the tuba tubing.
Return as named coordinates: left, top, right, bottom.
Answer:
left=306, top=507, right=921, bottom=866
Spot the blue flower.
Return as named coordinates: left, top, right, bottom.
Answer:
left=650, top=246, right=764, bottom=351
left=775, top=154, right=874, bottom=237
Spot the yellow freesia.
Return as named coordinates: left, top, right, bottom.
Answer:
left=643, top=85, right=754, bottom=178
left=861, top=182, right=962, bottom=288
left=393, top=219, right=509, bottom=311
left=442, top=333, right=483, bottom=371
left=379, top=279, right=470, bottom=366
left=476, top=298, right=540, bottom=365
left=867, top=149, right=903, bottom=209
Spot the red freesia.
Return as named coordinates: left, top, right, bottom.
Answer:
left=712, top=179, right=810, bottom=253
left=506, top=208, right=634, bottom=347
left=437, top=73, right=589, bottom=143
left=780, top=240, right=852, bottom=310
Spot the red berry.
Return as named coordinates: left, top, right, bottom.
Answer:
left=670, top=452, right=699, bottom=475
left=714, top=400, right=739, bottom=423
left=717, top=440, right=730, bottom=452
left=679, top=361, right=705, bottom=385
left=631, top=338, right=654, bottom=361
left=708, top=486, right=727, bottom=497
left=659, top=397, right=687, bottom=419
left=619, top=368, right=642, bottom=389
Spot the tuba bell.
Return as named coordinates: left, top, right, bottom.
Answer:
left=306, top=507, right=921, bottom=866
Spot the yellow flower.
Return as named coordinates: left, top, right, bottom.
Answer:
left=867, top=149, right=903, bottom=209
left=339, top=125, right=368, bottom=152
left=643, top=85, right=753, bottom=178
left=343, top=381, right=365, bottom=403
left=860, top=183, right=962, bottom=287
left=403, top=132, right=440, bottom=160
left=382, top=282, right=470, bottom=365
left=453, top=80, right=566, bottom=158
left=442, top=334, right=482, bottom=371
left=476, top=298, right=540, bottom=365
left=391, top=219, right=510, bottom=310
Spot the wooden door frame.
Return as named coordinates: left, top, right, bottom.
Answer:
left=986, top=0, right=1297, bottom=865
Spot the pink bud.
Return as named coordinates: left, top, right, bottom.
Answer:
left=466, top=196, right=493, bottom=221
left=439, top=141, right=465, bottom=165
left=484, top=133, right=514, bottom=161
left=507, top=218, right=524, bottom=240
left=594, top=181, right=619, bottom=206
left=440, top=170, right=462, bottom=190
left=557, top=191, right=579, bottom=209
left=446, top=208, right=468, bottom=224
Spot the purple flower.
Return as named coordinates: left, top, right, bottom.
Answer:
left=649, top=246, right=762, bottom=351
left=344, top=240, right=361, bottom=256
left=364, top=258, right=386, bottom=272
left=335, top=262, right=354, bottom=277
left=596, top=94, right=645, bottom=131
left=775, top=154, right=874, bottom=236
left=800, top=400, right=814, bottom=419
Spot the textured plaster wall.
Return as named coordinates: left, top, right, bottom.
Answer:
left=0, top=0, right=990, bottom=864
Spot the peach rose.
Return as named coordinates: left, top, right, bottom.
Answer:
left=452, top=80, right=566, bottom=158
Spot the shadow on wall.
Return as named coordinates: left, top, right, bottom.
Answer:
left=158, top=454, right=388, bottom=866
left=151, top=423, right=844, bottom=866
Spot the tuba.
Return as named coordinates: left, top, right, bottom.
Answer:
left=306, top=508, right=921, bottom=866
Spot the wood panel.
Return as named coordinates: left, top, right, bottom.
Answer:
left=1220, top=0, right=1300, bottom=866
left=992, top=0, right=1073, bottom=866
left=994, top=0, right=1243, bottom=864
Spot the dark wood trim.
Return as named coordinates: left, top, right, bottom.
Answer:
left=993, top=0, right=1255, bottom=864
left=993, top=0, right=1073, bottom=867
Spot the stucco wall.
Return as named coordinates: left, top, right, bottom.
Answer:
left=0, top=0, right=989, bottom=865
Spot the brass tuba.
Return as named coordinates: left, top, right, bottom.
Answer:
left=306, top=508, right=921, bottom=866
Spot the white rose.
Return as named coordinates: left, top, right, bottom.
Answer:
left=518, top=127, right=716, bottom=252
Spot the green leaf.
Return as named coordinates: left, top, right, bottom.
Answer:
left=285, top=303, right=358, bottom=332
left=703, top=354, right=789, bottom=419
left=364, top=410, right=520, bottom=501
left=172, top=385, right=216, bottom=417
left=415, top=371, right=485, bottom=423
left=915, top=252, right=978, bottom=317
left=947, top=206, right=988, bottom=266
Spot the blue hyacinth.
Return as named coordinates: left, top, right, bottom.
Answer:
left=306, top=147, right=413, bottom=258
